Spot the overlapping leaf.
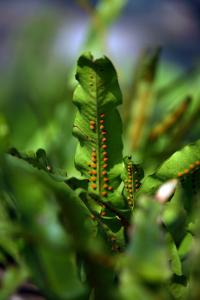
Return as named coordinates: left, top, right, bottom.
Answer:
left=140, top=139, right=200, bottom=196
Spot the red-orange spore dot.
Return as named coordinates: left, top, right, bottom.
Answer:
left=91, top=183, right=97, bottom=189
left=190, top=164, right=195, bottom=169
left=103, top=157, right=108, bottom=162
left=195, top=161, right=200, bottom=166
left=184, top=169, right=189, bottom=174
left=102, top=171, right=107, bottom=176
left=92, top=157, right=96, bottom=162
left=103, top=151, right=107, bottom=156
left=90, top=125, right=95, bottom=130
left=103, top=184, right=108, bottom=189
left=90, top=177, right=97, bottom=182
left=103, top=164, right=108, bottom=169
left=102, top=137, right=106, bottom=142
left=104, top=177, right=109, bottom=182
left=108, top=186, right=113, bottom=191
left=100, top=120, right=104, bottom=124
left=100, top=210, right=107, bottom=215
left=102, top=131, right=107, bottom=135
left=102, top=144, right=107, bottom=149
left=101, top=192, right=107, bottom=197
left=178, top=172, right=182, bottom=177
left=90, top=171, right=96, bottom=175
left=100, top=113, right=105, bottom=118
left=100, top=125, right=104, bottom=130
left=91, top=163, right=97, bottom=168
left=90, top=120, right=95, bottom=125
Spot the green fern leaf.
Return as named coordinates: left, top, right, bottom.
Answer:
left=73, top=52, right=123, bottom=204
left=140, top=139, right=200, bottom=196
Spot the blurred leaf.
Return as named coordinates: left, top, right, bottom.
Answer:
left=0, top=115, right=10, bottom=154
left=8, top=147, right=68, bottom=181
left=82, top=0, right=128, bottom=54
left=148, top=96, right=191, bottom=141
left=0, top=265, right=28, bottom=300
left=0, top=201, right=19, bottom=264
left=166, top=233, right=182, bottom=276
left=126, top=196, right=171, bottom=282
left=4, top=158, right=88, bottom=299
left=178, top=232, right=193, bottom=259
left=124, top=47, right=161, bottom=151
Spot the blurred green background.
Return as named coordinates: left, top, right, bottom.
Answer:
left=1, top=0, right=200, bottom=174
left=1, top=1, right=200, bottom=299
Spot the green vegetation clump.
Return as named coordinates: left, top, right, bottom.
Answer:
left=1, top=49, right=200, bottom=300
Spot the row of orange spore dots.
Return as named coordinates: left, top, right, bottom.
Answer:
left=177, top=160, right=200, bottom=177
left=89, top=119, right=97, bottom=190
left=88, top=113, right=113, bottom=197
left=124, top=162, right=134, bottom=207
left=99, top=113, right=113, bottom=198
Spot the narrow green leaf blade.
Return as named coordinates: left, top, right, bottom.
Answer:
left=140, top=139, right=200, bottom=195
left=73, top=52, right=123, bottom=203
